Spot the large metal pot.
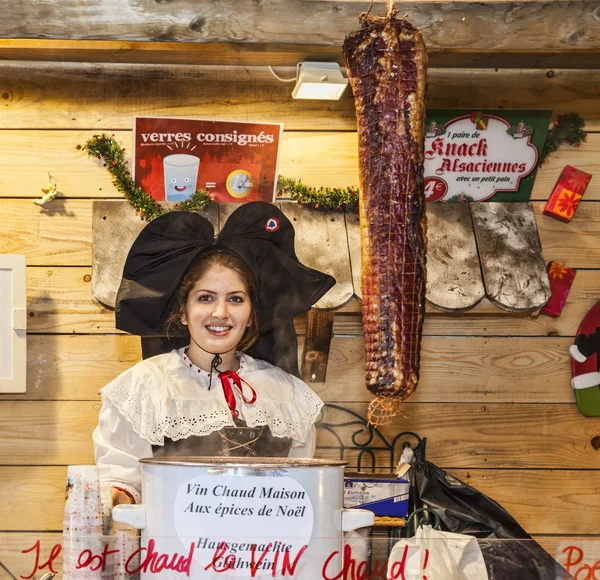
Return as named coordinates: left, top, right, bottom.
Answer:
left=113, top=457, right=374, bottom=579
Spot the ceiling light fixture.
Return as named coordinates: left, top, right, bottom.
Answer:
left=291, top=62, right=349, bottom=100
left=267, top=62, right=349, bottom=101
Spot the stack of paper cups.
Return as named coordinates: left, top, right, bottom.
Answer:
left=113, top=530, right=140, bottom=580
left=62, top=465, right=103, bottom=580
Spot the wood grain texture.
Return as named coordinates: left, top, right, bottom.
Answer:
left=279, top=203, right=354, bottom=309
left=301, top=310, right=335, bottom=383
left=0, top=39, right=348, bottom=67
left=92, top=201, right=148, bottom=308
left=1, top=131, right=600, bottom=200
left=451, top=469, right=600, bottom=536
left=0, top=468, right=68, bottom=531
left=1, top=466, right=598, bottom=534
left=3, top=64, right=600, bottom=131
left=1, top=401, right=598, bottom=469
left=472, top=203, right=551, bottom=312
left=26, top=266, right=114, bottom=333
left=426, top=203, right=485, bottom=311
left=22, top=334, right=139, bottom=400
left=0, top=62, right=357, bottom=131
left=534, top=537, right=600, bottom=566
left=22, top=266, right=600, bottom=336
left=0, top=200, right=91, bottom=265
left=0, top=532, right=597, bottom=574
left=0, top=533, right=64, bottom=576
left=1, top=1, right=598, bottom=57
left=315, top=336, right=575, bottom=405
left=25, top=266, right=483, bottom=336
left=0, top=402, right=99, bottom=465
left=315, top=402, right=600, bottom=470
left=1, top=39, right=600, bottom=69
left=12, top=334, right=574, bottom=403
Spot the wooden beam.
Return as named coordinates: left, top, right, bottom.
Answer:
left=0, top=39, right=600, bottom=70
left=301, top=309, right=335, bottom=383
left=2, top=65, right=600, bottom=131
left=20, top=267, right=510, bottom=336
left=0, top=39, right=345, bottom=67
left=5, top=199, right=600, bottom=268
left=0, top=532, right=598, bottom=573
left=14, top=334, right=576, bottom=404
left=452, top=469, right=600, bottom=536
left=1, top=465, right=599, bottom=534
left=0, top=401, right=598, bottom=469
left=1, top=131, right=600, bottom=199
left=0, top=1, right=598, bottom=68
left=19, top=266, right=600, bottom=337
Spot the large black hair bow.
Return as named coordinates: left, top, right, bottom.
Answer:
left=115, top=202, right=335, bottom=374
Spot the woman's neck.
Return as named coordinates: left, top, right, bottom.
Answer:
left=186, top=340, right=240, bottom=373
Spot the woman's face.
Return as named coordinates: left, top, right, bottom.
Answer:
left=182, top=265, right=252, bottom=354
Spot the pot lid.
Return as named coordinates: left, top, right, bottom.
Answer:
left=139, top=456, right=347, bottom=468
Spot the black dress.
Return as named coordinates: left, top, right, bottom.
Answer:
left=152, top=418, right=293, bottom=458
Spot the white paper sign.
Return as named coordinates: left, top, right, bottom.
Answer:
left=174, top=474, right=314, bottom=576
left=424, top=114, right=538, bottom=202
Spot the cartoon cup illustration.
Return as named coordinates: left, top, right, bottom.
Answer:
left=163, top=154, right=200, bottom=202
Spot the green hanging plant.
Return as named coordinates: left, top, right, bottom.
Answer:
left=277, top=176, right=359, bottom=211
left=540, top=113, right=587, bottom=166
left=83, top=134, right=211, bottom=221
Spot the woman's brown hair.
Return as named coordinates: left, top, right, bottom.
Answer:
left=165, top=250, right=259, bottom=352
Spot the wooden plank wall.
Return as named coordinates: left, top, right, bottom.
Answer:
left=1, top=60, right=600, bottom=571
left=3, top=0, right=600, bottom=70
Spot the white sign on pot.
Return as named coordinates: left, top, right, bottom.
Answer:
left=174, top=474, right=314, bottom=576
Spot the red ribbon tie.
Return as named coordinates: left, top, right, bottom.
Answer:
left=218, top=370, right=257, bottom=419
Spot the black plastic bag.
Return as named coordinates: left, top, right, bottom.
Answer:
left=410, top=439, right=568, bottom=580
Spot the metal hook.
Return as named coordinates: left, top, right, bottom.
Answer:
left=407, top=507, right=442, bottom=536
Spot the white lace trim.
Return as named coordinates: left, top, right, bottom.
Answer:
left=101, top=350, right=323, bottom=447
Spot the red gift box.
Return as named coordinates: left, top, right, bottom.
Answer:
left=541, top=261, right=577, bottom=318
left=544, top=165, right=592, bottom=223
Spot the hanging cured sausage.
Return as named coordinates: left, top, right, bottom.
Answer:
left=344, top=4, right=428, bottom=425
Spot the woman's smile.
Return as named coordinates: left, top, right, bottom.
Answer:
left=205, top=324, right=233, bottom=336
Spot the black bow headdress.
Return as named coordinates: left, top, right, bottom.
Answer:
left=115, top=202, right=336, bottom=376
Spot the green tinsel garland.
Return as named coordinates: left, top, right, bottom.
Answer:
left=84, top=134, right=361, bottom=218
left=277, top=176, right=359, bottom=211
left=83, top=134, right=212, bottom=221
left=540, top=113, right=587, bottom=165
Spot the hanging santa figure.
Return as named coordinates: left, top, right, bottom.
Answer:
left=569, top=301, right=600, bottom=417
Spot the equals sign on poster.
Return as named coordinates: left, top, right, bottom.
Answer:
left=205, top=182, right=216, bottom=189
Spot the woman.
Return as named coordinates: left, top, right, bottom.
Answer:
left=93, top=202, right=335, bottom=506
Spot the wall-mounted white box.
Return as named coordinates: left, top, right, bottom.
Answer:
left=0, top=254, right=26, bottom=393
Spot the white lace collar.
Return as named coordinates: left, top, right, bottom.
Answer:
left=101, top=350, right=323, bottom=447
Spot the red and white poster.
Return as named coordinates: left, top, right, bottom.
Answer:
left=133, top=117, right=283, bottom=203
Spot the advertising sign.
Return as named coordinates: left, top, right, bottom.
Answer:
left=424, top=109, right=551, bottom=202
left=133, top=117, right=283, bottom=203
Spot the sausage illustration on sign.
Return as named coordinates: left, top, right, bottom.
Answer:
left=344, top=1, right=428, bottom=424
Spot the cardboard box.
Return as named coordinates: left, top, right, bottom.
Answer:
left=344, top=473, right=409, bottom=518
